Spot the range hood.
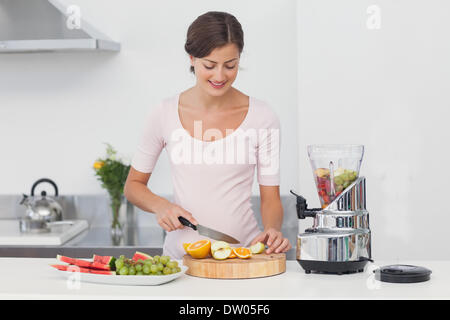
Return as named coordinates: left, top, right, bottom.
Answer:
left=0, top=0, right=120, bottom=53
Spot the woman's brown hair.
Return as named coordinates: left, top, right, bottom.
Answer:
left=185, top=11, right=244, bottom=74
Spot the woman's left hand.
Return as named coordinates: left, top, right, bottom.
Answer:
left=250, top=228, right=292, bottom=254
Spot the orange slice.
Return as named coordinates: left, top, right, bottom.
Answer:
left=186, top=239, right=211, bottom=259
left=228, top=250, right=237, bottom=259
left=232, top=247, right=252, bottom=259
left=182, top=243, right=191, bottom=254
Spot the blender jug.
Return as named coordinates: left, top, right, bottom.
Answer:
left=308, top=144, right=364, bottom=208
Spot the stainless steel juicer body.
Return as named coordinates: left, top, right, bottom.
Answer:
left=291, top=176, right=373, bottom=274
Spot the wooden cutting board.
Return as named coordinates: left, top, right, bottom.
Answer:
left=182, top=252, right=286, bottom=279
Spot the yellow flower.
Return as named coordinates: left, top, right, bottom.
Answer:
left=93, top=161, right=105, bottom=170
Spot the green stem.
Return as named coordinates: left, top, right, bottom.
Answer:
left=110, top=195, right=122, bottom=229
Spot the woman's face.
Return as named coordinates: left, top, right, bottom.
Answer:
left=190, top=43, right=240, bottom=97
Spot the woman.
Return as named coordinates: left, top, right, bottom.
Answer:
left=124, top=11, right=291, bottom=259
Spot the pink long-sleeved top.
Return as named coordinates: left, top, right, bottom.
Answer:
left=131, top=93, right=281, bottom=259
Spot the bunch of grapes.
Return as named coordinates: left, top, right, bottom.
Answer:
left=114, top=255, right=181, bottom=276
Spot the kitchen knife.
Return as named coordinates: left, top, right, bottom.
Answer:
left=178, top=216, right=239, bottom=244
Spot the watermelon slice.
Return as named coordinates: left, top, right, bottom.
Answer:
left=132, top=251, right=152, bottom=261
left=93, top=255, right=116, bottom=270
left=51, top=264, right=115, bottom=275
left=56, top=255, right=111, bottom=271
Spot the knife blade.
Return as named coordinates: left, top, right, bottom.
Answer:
left=178, top=216, right=240, bottom=244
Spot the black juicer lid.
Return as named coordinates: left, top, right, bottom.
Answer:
left=374, top=264, right=432, bottom=283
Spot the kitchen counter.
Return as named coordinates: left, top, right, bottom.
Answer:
left=0, top=258, right=448, bottom=299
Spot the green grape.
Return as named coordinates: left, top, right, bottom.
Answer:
left=163, top=267, right=171, bottom=275
left=166, top=261, right=176, bottom=269
left=135, top=264, right=143, bottom=272
left=160, top=256, right=170, bottom=265
left=136, top=259, right=145, bottom=264
left=171, top=268, right=178, bottom=274
left=150, top=264, right=158, bottom=274
left=115, top=259, right=124, bottom=270
left=142, top=265, right=151, bottom=275
left=119, top=266, right=129, bottom=275
left=119, top=255, right=126, bottom=260
left=156, top=271, right=162, bottom=275
left=153, top=255, right=160, bottom=263
left=334, top=176, right=343, bottom=186
left=129, top=266, right=136, bottom=275
left=176, top=267, right=181, bottom=273
left=341, top=173, right=349, bottom=182
left=157, top=263, right=164, bottom=271
left=136, top=271, right=144, bottom=276
left=144, top=259, right=153, bottom=266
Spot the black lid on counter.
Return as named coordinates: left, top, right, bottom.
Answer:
left=374, top=264, right=432, bottom=283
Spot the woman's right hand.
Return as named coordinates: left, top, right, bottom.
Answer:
left=153, top=199, right=198, bottom=232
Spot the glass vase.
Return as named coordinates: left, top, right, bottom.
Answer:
left=109, top=194, right=126, bottom=245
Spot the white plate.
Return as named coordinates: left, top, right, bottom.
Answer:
left=52, top=261, right=188, bottom=286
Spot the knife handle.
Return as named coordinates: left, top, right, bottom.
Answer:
left=178, top=216, right=197, bottom=231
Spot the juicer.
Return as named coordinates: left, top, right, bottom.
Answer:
left=291, top=144, right=373, bottom=274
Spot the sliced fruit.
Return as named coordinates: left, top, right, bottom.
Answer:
left=212, top=247, right=232, bottom=260
left=92, top=255, right=116, bottom=270
left=186, top=239, right=211, bottom=259
left=228, top=250, right=237, bottom=258
left=57, top=255, right=111, bottom=271
left=90, top=261, right=112, bottom=270
left=182, top=243, right=191, bottom=253
left=334, top=167, right=346, bottom=177
left=250, top=242, right=265, bottom=254
left=132, top=251, right=152, bottom=262
left=51, top=264, right=70, bottom=271
left=232, top=247, right=252, bottom=259
left=50, top=264, right=115, bottom=275
left=211, top=241, right=230, bottom=253
left=92, top=255, right=113, bottom=264
left=314, top=168, right=330, bottom=178
left=57, top=255, right=90, bottom=267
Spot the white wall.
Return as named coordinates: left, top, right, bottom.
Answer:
left=0, top=0, right=298, bottom=196
left=297, top=0, right=450, bottom=260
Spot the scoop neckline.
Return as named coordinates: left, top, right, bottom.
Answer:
left=175, top=92, right=252, bottom=143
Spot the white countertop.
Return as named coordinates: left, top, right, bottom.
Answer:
left=0, top=258, right=448, bottom=299
left=0, top=220, right=89, bottom=246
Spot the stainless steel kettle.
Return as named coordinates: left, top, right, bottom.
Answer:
left=20, top=178, right=63, bottom=222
